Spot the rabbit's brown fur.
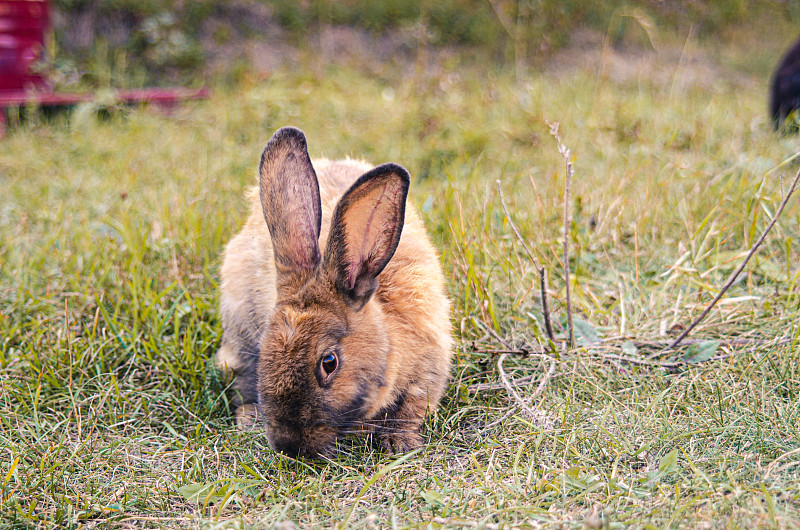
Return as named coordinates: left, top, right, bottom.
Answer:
left=216, top=127, right=452, bottom=457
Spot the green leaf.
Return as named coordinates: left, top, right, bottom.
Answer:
left=178, top=482, right=222, bottom=504
left=622, top=340, right=637, bottom=356
left=239, top=463, right=264, bottom=480
left=683, top=340, right=720, bottom=364
left=421, top=489, right=444, bottom=508
left=658, top=448, right=678, bottom=475
left=643, top=449, right=679, bottom=488
left=761, top=483, right=777, bottom=526
left=755, top=259, right=783, bottom=282
left=572, top=317, right=601, bottom=346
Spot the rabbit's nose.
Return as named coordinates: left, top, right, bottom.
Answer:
left=270, top=433, right=302, bottom=457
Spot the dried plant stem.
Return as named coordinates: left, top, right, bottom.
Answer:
left=668, top=169, right=800, bottom=350
left=563, top=184, right=574, bottom=348
left=539, top=269, right=555, bottom=343
left=472, top=335, right=792, bottom=373
left=473, top=338, right=788, bottom=354
left=468, top=374, right=536, bottom=393
left=472, top=347, right=541, bottom=357
left=469, top=369, right=563, bottom=393
left=477, top=318, right=513, bottom=350
left=431, top=517, right=484, bottom=529
left=764, top=446, right=800, bottom=479
left=486, top=354, right=556, bottom=429
left=600, top=353, right=681, bottom=368
left=638, top=337, right=791, bottom=350
left=496, top=180, right=556, bottom=346
left=548, top=121, right=575, bottom=348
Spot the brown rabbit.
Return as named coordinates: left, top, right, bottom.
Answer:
left=216, top=127, right=452, bottom=457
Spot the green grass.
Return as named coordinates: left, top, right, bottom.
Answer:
left=3, top=32, right=800, bottom=528
left=50, top=0, right=796, bottom=89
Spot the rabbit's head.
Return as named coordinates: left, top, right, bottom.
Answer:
left=256, top=127, right=409, bottom=457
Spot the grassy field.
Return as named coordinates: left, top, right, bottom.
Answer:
left=3, top=25, right=800, bottom=528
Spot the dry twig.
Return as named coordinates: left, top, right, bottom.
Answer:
left=638, top=337, right=791, bottom=350
left=468, top=374, right=537, bottom=393
left=486, top=353, right=555, bottom=429
left=764, top=446, right=800, bottom=479
left=496, top=180, right=556, bottom=346
left=472, top=334, right=793, bottom=372
left=471, top=349, right=530, bottom=355
left=668, top=169, right=800, bottom=350
left=548, top=121, right=575, bottom=348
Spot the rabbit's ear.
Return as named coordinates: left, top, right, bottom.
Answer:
left=259, top=127, right=322, bottom=272
left=324, top=163, right=410, bottom=309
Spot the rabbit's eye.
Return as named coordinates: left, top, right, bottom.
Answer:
left=321, top=352, right=338, bottom=376
left=316, top=350, right=340, bottom=386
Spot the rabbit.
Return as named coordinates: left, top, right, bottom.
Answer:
left=215, top=126, right=453, bottom=457
left=771, top=37, right=800, bottom=131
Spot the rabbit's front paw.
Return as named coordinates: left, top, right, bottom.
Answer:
left=235, top=404, right=262, bottom=431
left=379, top=431, right=423, bottom=454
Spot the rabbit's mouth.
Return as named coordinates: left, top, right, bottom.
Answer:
left=267, top=423, right=338, bottom=458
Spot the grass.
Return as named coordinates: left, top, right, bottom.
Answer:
left=51, top=0, right=792, bottom=87
left=3, top=27, right=800, bottom=528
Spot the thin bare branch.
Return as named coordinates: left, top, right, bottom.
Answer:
left=764, top=446, right=800, bottom=479
left=600, top=353, right=681, bottom=368
left=539, top=268, right=556, bottom=344
left=496, top=180, right=556, bottom=346
left=471, top=349, right=530, bottom=355
left=470, top=363, right=561, bottom=393
left=485, top=0, right=515, bottom=38
left=638, top=337, right=791, bottom=350
left=476, top=318, right=513, bottom=350
left=495, top=180, right=541, bottom=267
left=668, top=169, right=800, bottom=350
left=472, top=336, right=792, bottom=371
left=548, top=121, right=575, bottom=348
left=469, top=374, right=536, bottom=393
left=488, top=353, right=555, bottom=429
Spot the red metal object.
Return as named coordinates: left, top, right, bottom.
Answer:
left=0, top=0, right=208, bottom=134
left=0, top=0, right=49, bottom=91
left=0, top=86, right=210, bottom=107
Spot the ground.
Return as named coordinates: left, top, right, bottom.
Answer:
left=2, top=16, right=800, bottom=529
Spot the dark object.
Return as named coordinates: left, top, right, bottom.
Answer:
left=770, top=37, right=800, bottom=131
left=0, top=0, right=208, bottom=135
